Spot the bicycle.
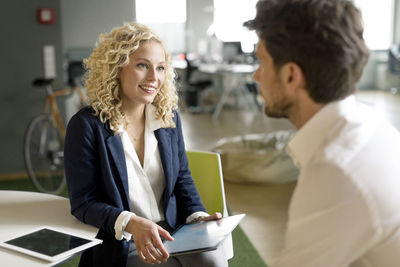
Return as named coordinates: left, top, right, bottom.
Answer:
left=24, top=74, right=86, bottom=195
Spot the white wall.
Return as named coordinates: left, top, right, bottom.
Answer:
left=60, top=0, right=135, bottom=55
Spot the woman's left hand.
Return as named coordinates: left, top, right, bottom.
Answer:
left=198, top=212, right=222, bottom=222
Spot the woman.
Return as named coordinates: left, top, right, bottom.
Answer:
left=64, top=22, right=228, bottom=267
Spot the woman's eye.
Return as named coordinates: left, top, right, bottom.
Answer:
left=157, top=66, right=165, bottom=71
left=137, top=63, right=148, bottom=69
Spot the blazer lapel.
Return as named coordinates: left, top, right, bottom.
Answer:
left=105, top=128, right=130, bottom=209
left=155, top=129, right=173, bottom=196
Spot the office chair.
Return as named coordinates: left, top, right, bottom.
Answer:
left=245, top=82, right=263, bottom=111
left=186, top=150, right=234, bottom=259
left=389, top=44, right=400, bottom=74
left=67, top=61, right=85, bottom=87
left=184, top=57, right=213, bottom=112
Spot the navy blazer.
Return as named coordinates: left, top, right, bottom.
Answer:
left=64, top=107, right=206, bottom=267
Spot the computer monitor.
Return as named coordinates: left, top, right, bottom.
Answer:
left=222, top=42, right=242, bottom=63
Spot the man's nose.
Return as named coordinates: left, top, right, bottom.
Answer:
left=253, top=68, right=260, bottom=83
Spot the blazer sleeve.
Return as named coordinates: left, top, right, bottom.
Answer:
left=64, top=109, right=124, bottom=237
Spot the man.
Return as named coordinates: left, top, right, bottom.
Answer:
left=244, top=0, right=400, bottom=266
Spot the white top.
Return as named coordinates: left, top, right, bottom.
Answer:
left=275, top=96, right=400, bottom=267
left=114, top=105, right=207, bottom=241
left=122, top=104, right=166, bottom=222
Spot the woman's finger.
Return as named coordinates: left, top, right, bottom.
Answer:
left=200, top=212, right=222, bottom=221
left=151, top=226, right=174, bottom=260
left=146, top=242, right=165, bottom=263
left=141, top=243, right=159, bottom=264
left=158, top=225, right=174, bottom=241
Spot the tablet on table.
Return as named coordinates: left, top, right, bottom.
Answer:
left=0, top=226, right=102, bottom=262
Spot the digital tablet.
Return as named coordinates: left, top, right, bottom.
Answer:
left=0, top=226, right=102, bottom=262
left=163, top=213, right=245, bottom=256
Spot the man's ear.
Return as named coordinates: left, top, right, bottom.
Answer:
left=280, top=62, right=305, bottom=91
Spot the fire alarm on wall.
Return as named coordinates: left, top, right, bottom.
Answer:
left=37, top=8, right=55, bottom=24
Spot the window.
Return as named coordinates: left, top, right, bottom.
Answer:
left=135, top=0, right=186, bottom=53
left=214, top=0, right=395, bottom=51
left=213, top=0, right=258, bottom=52
left=354, top=0, right=394, bottom=50
left=136, top=0, right=186, bottom=23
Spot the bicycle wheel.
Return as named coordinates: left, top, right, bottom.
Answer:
left=24, top=114, right=66, bottom=195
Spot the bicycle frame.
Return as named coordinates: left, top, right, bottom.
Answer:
left=43, top=85, right=85, bottom=137
left=24, top=78, right=85, bottom=194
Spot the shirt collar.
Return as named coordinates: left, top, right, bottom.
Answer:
left=145, top=104, right=162, bottom=132
left=286, top=95, right=357, bottom=168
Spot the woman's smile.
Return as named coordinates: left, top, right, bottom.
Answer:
left=139, top=84, right=157, bottom=94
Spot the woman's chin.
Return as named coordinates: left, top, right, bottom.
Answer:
left=143, top=96, right=156, bottom=105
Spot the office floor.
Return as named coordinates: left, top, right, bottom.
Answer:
left=179, top=89, right=400, bottom=266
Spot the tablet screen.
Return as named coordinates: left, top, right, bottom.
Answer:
left=0, top=227, right=102, bottom=262
left=5, top=228, right=90, bottom=256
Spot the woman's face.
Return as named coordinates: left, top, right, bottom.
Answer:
left=119, top=41, right=166, bottom=108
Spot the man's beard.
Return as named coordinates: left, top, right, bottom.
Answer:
left=263, top=101, right=291, bottom=119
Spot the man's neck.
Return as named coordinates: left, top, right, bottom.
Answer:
left=290, top=90, right=325, bottom=130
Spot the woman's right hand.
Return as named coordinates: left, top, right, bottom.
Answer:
left=125, top=216, right=174, bottom=264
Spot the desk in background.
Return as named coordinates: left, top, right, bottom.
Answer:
left=0, top=190, right=98, bottom=267
left=172, top=58, right=260, bottom=121
left=198, top=63, right=259, bottom=122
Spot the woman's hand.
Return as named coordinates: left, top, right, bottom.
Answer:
left=189, top=212, right=223, bottom=224
left=199, top=212, right=222, bottom=222
left=126, top=216, right=174, bottom=264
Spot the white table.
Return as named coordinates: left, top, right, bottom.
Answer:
left=0, top=190, right=98, bottom=266
left=198, top=63, right=259, bottom=122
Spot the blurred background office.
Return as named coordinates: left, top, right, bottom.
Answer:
left=1, top=0, right=400, bottom=265
left=2, top=0, right=400, bottom=176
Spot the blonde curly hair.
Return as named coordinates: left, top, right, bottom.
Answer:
left=84, top=22, right=178, bottom=131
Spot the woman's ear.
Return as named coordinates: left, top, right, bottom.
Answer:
left=280, top=62, right=305, bottom=91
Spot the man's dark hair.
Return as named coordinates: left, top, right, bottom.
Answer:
left=244, top=0, right=369, bottom=103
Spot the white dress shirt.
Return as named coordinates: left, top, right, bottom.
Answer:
left=114, top=105, right=208, bottom=241
left=274, top=96, right=400, bottom=267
